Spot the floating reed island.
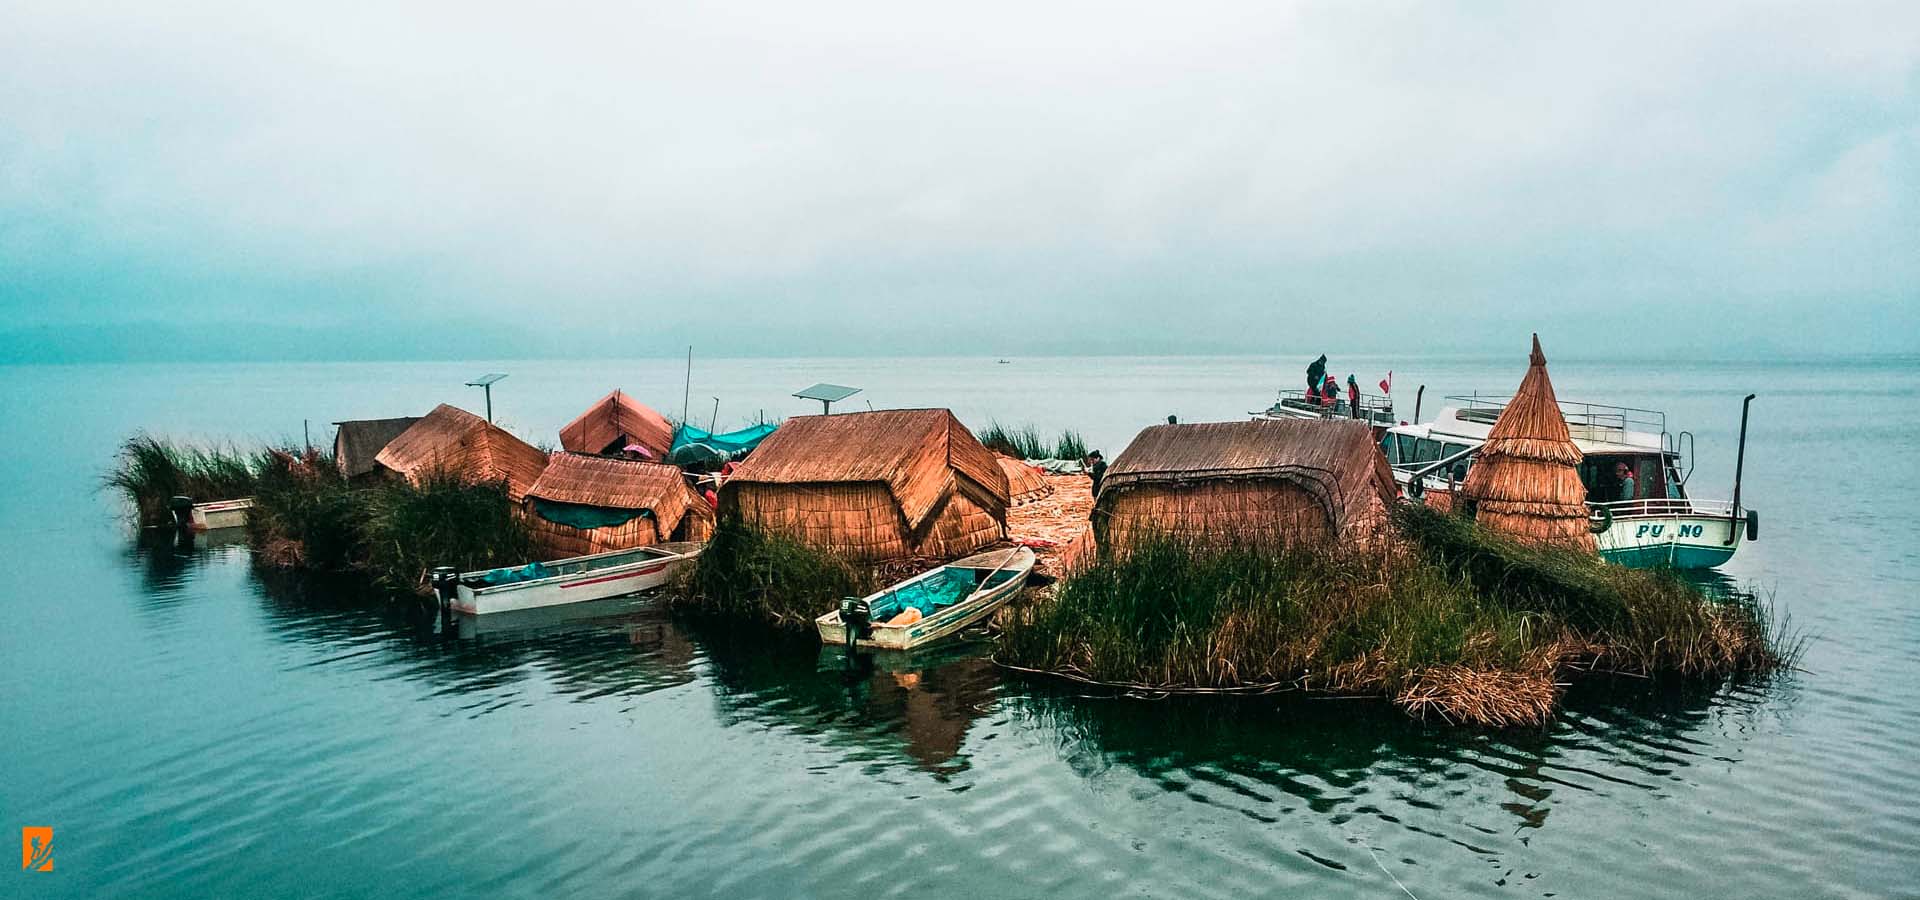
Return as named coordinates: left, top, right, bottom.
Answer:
left=108, top=338, right=1795, bottom=725
left=996, top=338, right=1795, bottom=726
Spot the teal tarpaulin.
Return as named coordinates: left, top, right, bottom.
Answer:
left=532, top=498, right=652, bottom=530
left=670, top=422, right=778, bottom=466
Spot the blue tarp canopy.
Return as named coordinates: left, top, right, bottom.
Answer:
left=669, top=422, right=778, bottom=466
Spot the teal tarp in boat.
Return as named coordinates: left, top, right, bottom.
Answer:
left=670, top=423, right=778, bottom=466
left=480, top=561, right=556, bottom=585
left=532, top=498, right=652, bottom=530
left=870, top=569, right=977, bottom=619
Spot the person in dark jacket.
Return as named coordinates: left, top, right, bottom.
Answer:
left=1084, top=450, right=1107, bottom=496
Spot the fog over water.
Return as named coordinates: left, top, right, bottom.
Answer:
left=3, top=2, right=1916, bottom=360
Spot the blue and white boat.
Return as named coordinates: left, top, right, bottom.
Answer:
left=1383, top=395, right=1759, bottom=570
left=816, top=547, right=1035, bottom=651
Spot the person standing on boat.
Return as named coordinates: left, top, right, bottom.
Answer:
left=1346, top=374, right=1361, bottom=418
left=1320, top=374, right=1340, bottom=409
left=1615, top=461, right=1637, bottom=502
left=1306, top=355, right=1328, bottom=398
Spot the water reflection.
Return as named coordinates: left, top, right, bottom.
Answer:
left=694, top=624, right=1001, bottom=777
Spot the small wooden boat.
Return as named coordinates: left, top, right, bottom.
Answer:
left=451, top=542, right=703, bottom=615
left=816, top=546, right=1035, bottom=651
left=189, top=498, right=253, bottom=532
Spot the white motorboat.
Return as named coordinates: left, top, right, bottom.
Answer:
left=450, top=542, right=703, bottom=615
left=1384, top=395, right=1759, bottom=570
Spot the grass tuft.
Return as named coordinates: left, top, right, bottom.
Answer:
left=979, top=421, right=1086, bottom=460
left=670, top=519, right=875, bottom=628
left=249, top=456, right=535, bottom=592
left=105, top=434, right=261, bottom=525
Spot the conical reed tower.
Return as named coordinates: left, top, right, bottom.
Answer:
left=1459, top=335, right=1597, bottom=552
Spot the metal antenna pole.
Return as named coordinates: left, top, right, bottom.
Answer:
left=683, top=346, right=693, bottom=425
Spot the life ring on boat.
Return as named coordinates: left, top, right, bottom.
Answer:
left=1404, top=477, right=1425, bottom=500
left=1588, top=505, right=1613, bottom=534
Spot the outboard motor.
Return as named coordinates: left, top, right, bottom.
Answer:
left=168, top=496, right=195, bottom=530
left=429, top=566, right=461, bottom=614
left=839, top=596, right=871, bottom=651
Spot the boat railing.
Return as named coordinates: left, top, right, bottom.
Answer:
left=1587, top=498, right=1733, bottom=518
left=1448, top=393, right=1667, bottom=439
left=1266, top=389, right=1397, bottom=425
left=1397, top=444, right=1480, bottom=498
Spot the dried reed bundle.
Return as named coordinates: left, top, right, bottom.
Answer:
left=1460, top=335, right=1596, bottom=552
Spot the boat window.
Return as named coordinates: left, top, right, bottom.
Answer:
left=1442, top=442, right=1470, bottom=459
left=1585, top=454, right=1668, bottom=502
left=1414, top=438, right=1442, bottom=464
left=1380, top=433, right=1401, bottom=464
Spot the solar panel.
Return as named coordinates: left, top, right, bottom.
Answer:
left=793, top=383, right=861, bottom=403
left=466, top=373, right=508, bottom=387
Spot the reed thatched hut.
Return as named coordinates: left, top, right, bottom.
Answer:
left=996, top=455, right=1055, bottom=506
left=559, top=390, right=674, bottom=459
left=719, top=409, right=1010, bottom=561
left=332, top=417, right=421, bottom=483
left=1093, top=418, right=1396, bottom=548
left=373, top=404, right=550, bottom=501
left=523, top=452, right=713, bottom=558
left=1459, top=335, right=1596, bottom=551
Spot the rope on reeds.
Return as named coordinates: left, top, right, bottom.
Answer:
left=990, top=657, right=1303, bottom=697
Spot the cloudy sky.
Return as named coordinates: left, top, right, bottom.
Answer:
left=1, top=1, right=1914, bottom=361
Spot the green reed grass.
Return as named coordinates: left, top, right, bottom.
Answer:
left=671, top=519, right=875, bottom=628
left=1000, top=506, right=1792, bottom=725
left=979, top=421, right=1087, bottom=460
left=249, top=456, right=534, bottom=592
left=106, top=434, right=262, bottom=525
left=1053, top=429, right=1088, bottom=461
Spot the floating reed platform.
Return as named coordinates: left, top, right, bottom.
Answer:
left=996, top=503, right=1793, bottom=727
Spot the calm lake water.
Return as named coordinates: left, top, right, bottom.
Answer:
left=2, top=353, right=1916, bottom=898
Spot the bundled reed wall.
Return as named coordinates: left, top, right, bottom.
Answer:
left=1098, top=479, right=1338, bottom=547
left=726, top=481, right=1002, bottom=561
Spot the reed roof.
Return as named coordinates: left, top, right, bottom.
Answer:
left=559, top=390, right=674, bottom=458
left=996, top=455, right=1055, bottom=505
left=1101, top=418, right=1397, bottom=532
left=723, top=408, right=1009, bottom=529
left=527, top=452, right=698, bottom=534
left=374, top=404, right=550, bottom=500
left=332, top=416, right=421, bottom=479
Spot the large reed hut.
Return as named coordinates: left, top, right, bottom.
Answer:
left=996, top=455, right=1055, bottom=506
left=373, top=404, right=550, bottom=501
left=1093, top=418, right=1396, bottom=548
left=1459, top=335, right=1596, bottom=551
left=332, top=417, right=421, bottom=483
left=719, top=409, right=1010, bottom=561
left=559, top=390, right=674, bottom=459
left=523, top=452, right=713, bottom=557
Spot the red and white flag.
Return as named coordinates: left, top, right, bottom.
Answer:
left=1378, top=371, right=1393, bottom=394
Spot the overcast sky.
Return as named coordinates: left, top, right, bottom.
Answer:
left=1, top=1, right=1914, bottom=361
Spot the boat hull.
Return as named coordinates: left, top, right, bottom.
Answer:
left=817, top=548, right=1035, bottom=651
left=190, top=498, right=253, bottom=532
left=1596, top=512, right=1742, bottom=570
left=454, top=545, right=701, bottom=615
